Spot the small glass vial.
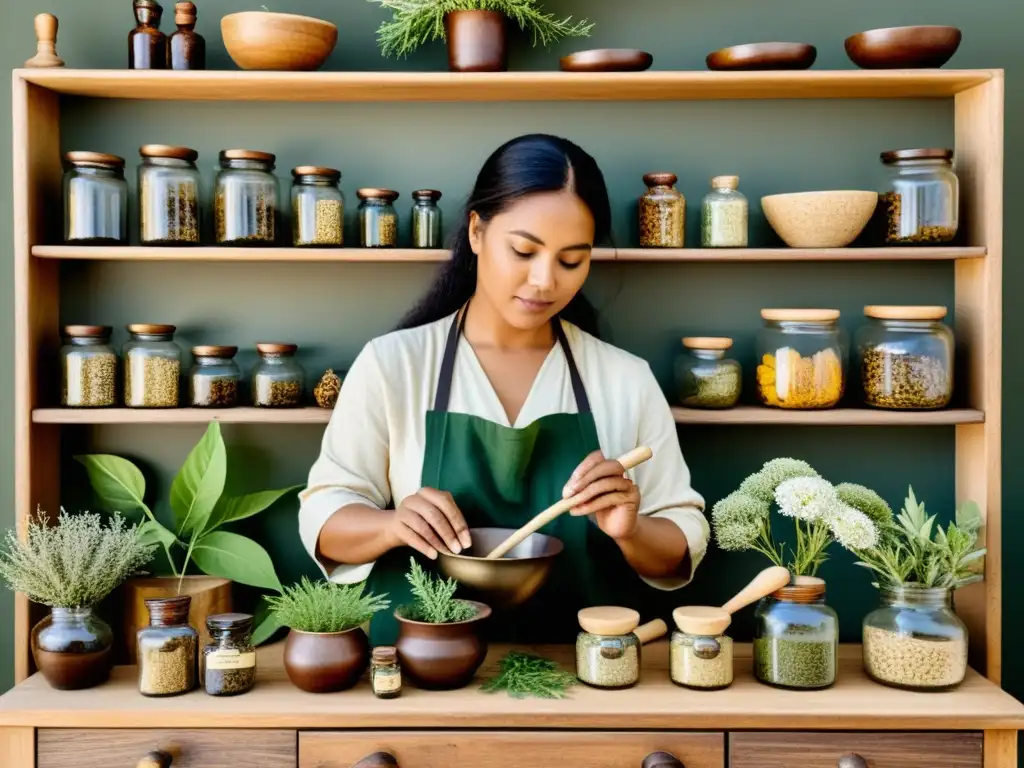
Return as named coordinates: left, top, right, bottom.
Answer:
left=371, top=646, right=402, bottom=699
left=358, top=188, right=400, bottom=248
left=639, top=172, right=685, bottom=248
left=129, top=0, right=166, bottom=70
left=411, top=189, right=443, bottom=248
left=168, top=1, right=206, bottom=70
left=138, top=596, right=199, bottom=697
left=203, top=613, right=256, bottom=697
left=215, top=150, right=279, bottom=246
left=189, top=346, right=241, bottom=408
left=292, top=167, right=344, bottom=247
left=575, top=607, right=642, bottom=690
left=701, top=175, right=748, bottom=247
left=880, top=148, right=959, bottom=245
left=123, top=324, right=182, bottom=408
left=251, top=343, right=304, bottom=407
left=139, top=144, right=201, bottom=245
left=63, top=152, right=129, bottom=244
left=675, top=337, right=741, bottom=409
left=61, top=325, right=117, bottom=408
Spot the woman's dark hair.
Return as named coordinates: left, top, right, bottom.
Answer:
left=396, top=133, right=612, bottom=336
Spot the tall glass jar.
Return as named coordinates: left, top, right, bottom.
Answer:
left=251, top=343, right=304, bottom=407
left=63, top=152, right=128, bottom=244
left=753, top=578, right=838, bottom=690
left=138, top=596, right=199, bottom=697
left=203, top=613, right=256, bottom=696
left=863, top=586, right=967, bottom=691
left=880, top=148, right=959, bottom=245
left=123, top=324, right=182, bottom=408
left=675, top=337, right=741, bottom=409
left=60, top=325, right=117, bottom=407
left=138, top=144, right=201, bottom=245
left=32, top=607, right=114, bottom=690
left=189, top=346, right=241, bottom=408
left=411, top=189, right=443, bottom=248
left=639, top=172, right=685, bottom=248
left=214, top=149, right=279, bottom=245
left=358, top=188, right=400, bottom=247
left=856, top=305, right=954, bottom=410
left=701, top=175, right=748, bottom=247
left=756, top=309, right=847, bottom=410
left=291, top=166, right=344, bottom=247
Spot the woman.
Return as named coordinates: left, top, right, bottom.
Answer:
left=299, top=134, right=708, bottom=645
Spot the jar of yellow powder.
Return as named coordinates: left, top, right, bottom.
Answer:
left=756, top=309, right=847, bottom=410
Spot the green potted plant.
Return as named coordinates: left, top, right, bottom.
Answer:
left=267, top=577, right=390, bottom=693
left=0, top=510, right=155, bottom=690
left=367, top=0, right=593, bottom=72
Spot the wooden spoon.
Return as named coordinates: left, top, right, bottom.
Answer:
left=672, top=565, right=791, bottom=636
left=484, top=446, right=654, bottom=560
left=578, top=606, right=668, bottom=643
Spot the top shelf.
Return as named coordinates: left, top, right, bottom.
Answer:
left=14, top=68, right=999, bottom=102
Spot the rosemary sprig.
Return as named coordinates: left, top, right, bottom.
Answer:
left=401, top=557, right=477, bottom=623
left=480, top=651, right=578, bottom=699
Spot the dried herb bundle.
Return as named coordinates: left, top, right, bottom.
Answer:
left=400, top=557, right=477, bottom=624
left=480, top=651, right=578, bottom=699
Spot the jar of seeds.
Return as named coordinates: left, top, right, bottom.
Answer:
left=701, top=175, right=748, bottom=247
left=203, top=613, right=256, bottom=697
left=215, top=149, right=279, bottom=245
left=371, top=646, right=402, bottom=699
left=123, top=324, right=182, bottom=408
left=411, top=189, right=443, bottom=248
left=757, top=309, right=848, bottom=410
left=753, top=577, right=838, bottom=690
left=60, top=325, right=117, bottom=407
left=63, top=152, right=129, bottom=244
left=575, top=607, right=643, bottom=690
left=639, top=172, right=685, bottom=248
left=251, top=343, right=304, bottom=407
left=358, top=188, right=400, bottom=247
left=138, top=144, right=201, bottom=245
left=292, top=166, right=344, bottom=247
left=138, top=595, right=199, bottom=697
left=880, top=148, right=959, bottom=245
left=675, top=337, right=741, bottom=409
left=670, top=628, right=733, bottom=691
left=189, top=346, right=241, bottom=408
left=855, top=305, right=953, bottom=410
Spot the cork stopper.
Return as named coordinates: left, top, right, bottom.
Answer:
left=864, top=305, right=948, bottom=321
left=192, top=345, right=238, bottom=359
left=672, top=605, right=731, bottom=636
left=711, top=175, right=739, bottom=190
left=643, top=172, right=678, bottom=188
left=256, top=343, right=298, bottom=357
left=761, top=308, right=840, bottom=323
left=175, top=1, right=197, bottom=25
left=373, top=646, right=397, bottom=664
left=145, top=595, right=192, bottom=627
left=26, top=13, right=65, bottom=68
left=578, top=606, right=640, bottom=636
left=682, top=337, right=733, bottom=351
left=64, top=325, right=112, bottom=338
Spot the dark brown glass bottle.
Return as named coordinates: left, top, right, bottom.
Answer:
left=129, top=0, right=166, bottom=70
left=168, top=1, right=205, bottom=70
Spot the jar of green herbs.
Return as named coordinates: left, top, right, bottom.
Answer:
left=675, top=337, right=742, bottom=409
left=701, top=175, right=748, bottom=247
left=203, top=613, right=256, bottom=696
left=753, top=577, right=838, bottom=690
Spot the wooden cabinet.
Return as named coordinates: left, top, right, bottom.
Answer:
left=730, top=732, right=984, bottom=768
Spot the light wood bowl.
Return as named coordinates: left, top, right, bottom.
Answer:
left=222, top=11, right=338, bottom=71
left=761, top=190, right=878, bottom=248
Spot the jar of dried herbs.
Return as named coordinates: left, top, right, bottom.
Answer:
left=358, top=188, right=400, bottom=247
left=753, top=577, right=838, bottom=690
left=292, top=166, right=344, bottom=247
left=123, top=324, right=182, bottom=408
left=251, top=343, right=304, bottom=407
left=215, top=149, right=279, bottom=245
left=675, top=337, right=741, bottom=409
left=639, top=172, right=685, bottom=248
left=371, top=646, right=402, bottom=699
left=701, top=175, right=748, bottom=247
left=138, top=595, right=199, bottom=697
left=60, top=325, right=117, bottom=407
left=880, top=148, right=959, bottom=245
left=670, top=630, right=733, bottom=691
left=756, top=309, right=848, bottom=410
left=138, top=144, right=201, bottom=245
left=189, top=346, right=241, bottom=408
left=411, top=189, right=443, bottom=248
left=203, top=613, right=256, bottom=696
left=63, top=152, right=128, bottom=244
left=575, top=607, right=642, bottom=690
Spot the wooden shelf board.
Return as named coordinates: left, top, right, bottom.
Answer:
left=674, top=406, right=984, bottom=425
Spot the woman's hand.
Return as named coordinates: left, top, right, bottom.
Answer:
left=563, top=450, right=642, bottom=540
left=388, top=488, right=473, bottom=560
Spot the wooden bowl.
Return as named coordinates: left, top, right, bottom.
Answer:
left=560, top=49, right=654, bottom=72
left=761, top=190, right=879, bottom=248
left=222, top=11, right=338, bottom=71
left=845, top=26, right=962, bottom=69
left=706, top=42, right=816, bottom=71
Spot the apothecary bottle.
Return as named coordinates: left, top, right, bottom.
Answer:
left=371, top=646, right=402, bottom=699
left=753, top=578, right=838, bottom=690
left=203, top=613, right=256, bottom=697
left=675, top=337, right=741, bottom=409
left=138, top=596, right=199, bottom=697
left=123, top=324, right=182, bottom=408
left=189, top=346, right=241, bottom=408
left=756, top=309, right=847, bottom=410
left=358, top=188, right=400, bottom=248
left=215, top=149, right=279, bottom=246
left=701, top=175, right=748, bottom=247
left=168, top=1, right=205, bottom=70
left=139, top=144, right=201, bottom=245
left=291, top=167, right=344, bottom=247
left=575, top=610, right=642, bottom=690
left=639, top=172, right=685, bottom=248
left=880, top=148, right=959, bottom=245
left=251, top=343, right=304, bottom=407
left=670, top=630, right=733, bottom=691
left=129, top=0, right=166, bottom=70
left=862, top=586, right=967, bottom=691
left=411, top=189, right=443, bottom=248
left=856, top=305, right=954, bottom=410
left=61, top=325, right=117, bottom=408
left=63, top=152, right=128, bottom=244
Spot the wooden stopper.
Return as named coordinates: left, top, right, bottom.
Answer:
left=26, top=13, right=65, bottom=68
left=672, top=605, right=731, bottom=636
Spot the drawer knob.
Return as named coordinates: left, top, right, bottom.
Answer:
left=137, top=751, right=172, bottom=768
left=837, top=754, right=868, bottom=768
left=354, top=752, right=400, bottom=768
left=643, top=751, right=685, bottom=768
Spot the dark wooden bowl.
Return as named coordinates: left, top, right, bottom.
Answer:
left=283, top=627, right=370, bottom=693
left=845, top=26, right=962, bottom=69
left=706, top=42, right=816, bottom=71
left=560, top=48, right=654, bottom=72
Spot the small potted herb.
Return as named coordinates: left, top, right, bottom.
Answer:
left=395, top=557, right=492, bottom=690
left=267, top=576, right=390, bottom=693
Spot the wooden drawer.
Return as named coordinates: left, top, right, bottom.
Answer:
left=730, top=732, right=983, bottom=768
left=37, top=729, right=297, bottom=768
left=300, top=731, right=724, bottom=768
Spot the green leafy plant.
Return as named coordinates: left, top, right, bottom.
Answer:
left=399, top=557, right=478, bottom=623
left=0, top=509, right=155, bottom=608
left=480, top=651, right=577, bottom=698
left=265, top=576, right=390, bottom=633
left=367, top=0, right=593, bottom=59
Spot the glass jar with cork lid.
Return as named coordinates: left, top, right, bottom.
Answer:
left=756, top=309, right=848, bottom=410
left=138, top=145, right=201, bottom=246
left=215, top=149, right=279, bottom=245
left=63, top=152, right=129, bottom=244
left=880, top=148, right=959, bottom=245
left=137, top=595, right=199, bottom=697
left=358, top=188, right=400, bottom=247
left=203, top=613, right=256, bottom=696
left=123, top=324, right=182, bottom=408
left=639, top=172, right=685, bottom=248
left=189, top=346, right=241, bottom=408
left=371, top=646, right=402, bottom=699
left=701, top=175, right=748, bottom=247
left=251, top=343, right=305, bottom=407
left=60, top=325, right=117, bottom=408
left=575, top=607, right=667, bottom=690
left=675, top=337, right=742, bottom=409
left=292, top=167, right=344, bottom=247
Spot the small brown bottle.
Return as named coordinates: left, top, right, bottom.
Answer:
left=129, top=0, right=166, bottom=70
left=168, top=2, right=205, bottom=70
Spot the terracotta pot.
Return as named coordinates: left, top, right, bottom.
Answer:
left=283, top=627, right=370, bottom=693
left=444, top=10, right=507, bottom=72
left=395, top=601, right=492, bottom=690
left=32, top=607, right=113, bottom=690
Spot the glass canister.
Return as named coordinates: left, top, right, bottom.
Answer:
left=214, top=149, right=279, bottom=245
left=753, top=577, right=838, bottom=690
left=60, top=325, right=117, bottom=407
left=756, top=309, right=847, bottom=410
left=251, top=343, right=304, bottom=407
left=575, top=607, right=642, bottom=690
left=675, top=337, right=741, bottom=409
left=862, top=586, right=967, bottom=691
left=639, top=172, right=685, bottom=248
left=138, top=595, right=199, bottom=697
left=701, top=175, right=748, bottom=247
left=371, top=646, right=402, bottom=699
left=123, top=324, right=182, bottom=408
left=138, top=144, right=201, bottom=245
left=856, top=305, right=954, bottom=410
left=63, top=152, right=128, bottom=244
left=203, top=613, right=256, bottom=696
left=189, top=346, right=241, bottom=408
left=411, top=189, right=443, bottom=248
left=358, top=188, right=400, bottom=247
left=880, top=148, right=959, bottom=245
left=669, top=610, right=733, bottom=691
left=291, top=166, right=344, bottom=247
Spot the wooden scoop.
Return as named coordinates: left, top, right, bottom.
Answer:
left=578, top=606, right=668, bottom=643
left=484, top=446, right=654, bottom=560
left=672, top=565, right=791, bottom=636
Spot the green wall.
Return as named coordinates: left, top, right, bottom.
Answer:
left=1, top=0, right=1021, bottom=707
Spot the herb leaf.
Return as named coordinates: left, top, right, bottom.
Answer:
left=480, top=651, right=578, bottom=699
left=401, top=557, right=477, bottom=623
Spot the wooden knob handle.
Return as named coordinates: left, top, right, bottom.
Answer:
left=720, top=566, right=791, bottom=615
left=643, top=751, right=685, bottom=768
left=34, top=13, right=58, bottom=43
left=634, top=618, right=668, bottom=645
left=837, top=754, right=868, bottom=768
left=353, top=752, right=399, bottom=768
left=137, top=751, right=172, bottom=768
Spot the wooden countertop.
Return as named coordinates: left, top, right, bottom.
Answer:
left=2, top=642, right=1023, bottom=731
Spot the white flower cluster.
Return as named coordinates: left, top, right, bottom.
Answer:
left=774, top=477, right=880, bottom=550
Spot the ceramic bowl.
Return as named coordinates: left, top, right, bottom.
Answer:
left=761, top=191, right=879, bottom=248
left=845, top=26, right=962, bottom=69
left=395, top=601, right=492, bottom=690
left=222, top=12, right=338, bottom=71
left=282, top=627, right=370, bottom=693
left=706, top=42, right=816, bottom=71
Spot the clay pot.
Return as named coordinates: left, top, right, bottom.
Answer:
left=283, top=627, right=370, bottom=693
left=395, top=601, right=492, bottom=690
left=443, top=10, right=507, bottom=72
left=32, top=607, right=114, bottom=690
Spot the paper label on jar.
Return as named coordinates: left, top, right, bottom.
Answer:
left=373, top=671, right=401, bottom=692
left=206, top=650, right=256, bottom=670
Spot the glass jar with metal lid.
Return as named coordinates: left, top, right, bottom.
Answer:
left=753, top=577, right=838, bottom=690
left=123, top=324, right=182, bottom=408
left=675, top=337, right=741, bottom=409
left=214, top=149, right=279, bottom=245
left=291, top=166, right=344, bottom=247
left=63, top=152, right=128, bottom=244
left=639, top=172, right=685, bottom=248
left=357, top=188, right=400, bottom=248
left=189, top=346, right=241, bottom=408
left=60, top=325, right=117, bottom=407
left=251, top=343, right=304, bottom=407
left=880, top=148, right=959, bottom=245
left=701, top=175, right=748, bottom=247
left=756, top=309, right=847, bottom=410
left=203, top=613, right=256, bottom=696
left=411, top=189, right=443, bottom=248
left=138, top=144, right=201, bottom=245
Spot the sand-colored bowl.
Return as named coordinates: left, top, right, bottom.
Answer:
left=222, top=12, right=338, bottom=71
left=761, top=190, right=879, bottom=248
